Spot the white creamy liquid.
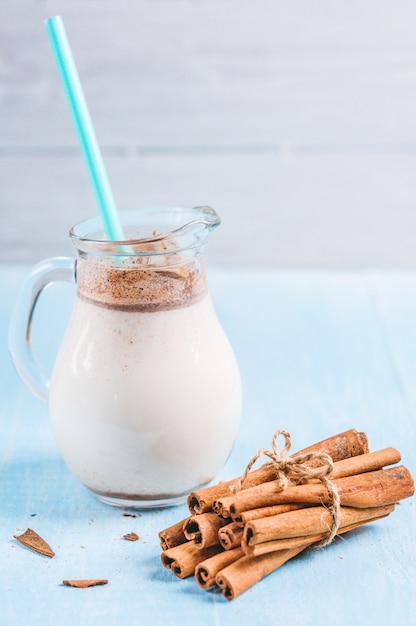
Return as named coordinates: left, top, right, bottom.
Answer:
left=48, top=293, right=241, bottom=504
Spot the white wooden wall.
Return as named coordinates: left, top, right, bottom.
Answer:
left=1, top=0, right=416, bottom=266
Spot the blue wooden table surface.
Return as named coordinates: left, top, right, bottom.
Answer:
left=1, top=264, right=415, bottom=625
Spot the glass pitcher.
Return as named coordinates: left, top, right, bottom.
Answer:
left=9, top=206, right=242, bottom=508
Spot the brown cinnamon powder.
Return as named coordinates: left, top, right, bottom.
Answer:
left=76, top=256, right=207, bottom=312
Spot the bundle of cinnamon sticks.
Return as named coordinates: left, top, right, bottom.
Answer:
left=159, top=429, right=414, bottom=600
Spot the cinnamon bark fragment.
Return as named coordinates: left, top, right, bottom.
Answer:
left=63, top=579, right=108, bottom=588
left=123, top=532, right=139, bottom=541
left=13, top=528, right=55, bottom=558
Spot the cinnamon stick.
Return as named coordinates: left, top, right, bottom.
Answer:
left=332, top=466, right=414, bottom=507
left=233, top=503, right=308, bottom=524
left=216, top=541, right=314, bottom=600
left=158, top=429, right=414, bottom=601
left=294, top=428, right=369, bottom=464
left=325, top=447, right=401, bottom=480
left=184, top=513, right=229, bottom=549
left=216, top=501, right=395, bottom=599
left=243, top=504, right=396, bottom=546
left=215, top=500, right=393, bottom=599
left=195, top=547, right=245, bottom=589
left=188, top=428, right=369, bottom=514
left=160, top=542, right=223, bottom=579
left=187, top=465, right=280, bottom=515
left=158, top=517, right=190, bottom=550
left=218, top=522, right=245, bottom=550
left=242, top=508, right=394, bottom=556
left=217, top=465, right=414, bottom=518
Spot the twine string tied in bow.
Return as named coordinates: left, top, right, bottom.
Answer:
left=234, top=429, right=341, bottom=548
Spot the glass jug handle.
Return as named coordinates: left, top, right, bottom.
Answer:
left=8, top=257, right=75, bottom=402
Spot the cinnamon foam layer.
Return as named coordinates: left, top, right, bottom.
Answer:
left=76, top=256, right=207, bottom=312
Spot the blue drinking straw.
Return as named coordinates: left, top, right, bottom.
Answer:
left=45, top=16, right=125, bottom=241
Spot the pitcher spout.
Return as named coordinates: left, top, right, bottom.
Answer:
left=70, top=206, right=221, bottom=257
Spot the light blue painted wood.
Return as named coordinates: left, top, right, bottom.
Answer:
left=1, top=266, right=415, bottom=625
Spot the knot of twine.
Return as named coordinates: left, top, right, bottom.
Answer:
left=235, top=430, right=341, bottom=548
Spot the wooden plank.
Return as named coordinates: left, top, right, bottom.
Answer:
left=1, top=267, right=415, bottom=624
left=369, top=271, right=416, bottom=420
left=1, top=0, right=416, bottom=148
left=2, top=1, right=416, bottom=268
left=1, top=152, right=416, bottom=266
